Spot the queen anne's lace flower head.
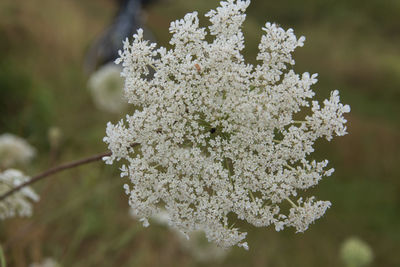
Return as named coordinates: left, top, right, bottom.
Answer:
left=0, top=169, right=39, bottom=220
left=0, top=133, right=36, bottom=169
left=88, top=63, right=127, bottom=113
left=104, top=0, right=350, bottom=249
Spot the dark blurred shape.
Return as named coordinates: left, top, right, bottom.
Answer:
left=84, top=0, right=157, bottom=74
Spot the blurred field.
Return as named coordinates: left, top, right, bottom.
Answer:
left=0, top=0, right=399, bottom=266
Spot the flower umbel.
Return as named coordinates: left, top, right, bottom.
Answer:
left=0, top=169, right=39, bottom=220
left=88, top=63, right=127, bottom=113
left=0, top=133, right=36, bottom=169
left=104, top=0, right=350, bottom=249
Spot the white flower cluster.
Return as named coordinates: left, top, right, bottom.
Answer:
left=104, top=0, right=350, bottom=249
left=0, top=169, right=39, bottom=220
left=88, top=63, right=127, bottom=113
left=0, top=133, right=36, bottom=169
left=30, top=258, right=62, bottom=267
left=340, top=237, right=373, bottom=267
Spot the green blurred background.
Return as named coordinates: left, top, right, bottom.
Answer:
left=0, top=0, right=399, bottom=266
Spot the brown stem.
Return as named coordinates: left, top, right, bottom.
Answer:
left=0, top=151, right=112, bottom=202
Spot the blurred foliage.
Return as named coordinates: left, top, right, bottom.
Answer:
left=0, top=52, right=53, bottom=147
left=0, top=0, right=399, bottom=266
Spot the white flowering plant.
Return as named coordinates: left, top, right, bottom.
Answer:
left=0, top=133, right=36, bottom=170
left=103, top=0, right=350, bottom=249
left=0, top=0, right=350, bottom=252
left=0, top=169, right=39, bottom=220
left=87, top=63, right=127, bottom=113
left=340, top=237, right=373, bottom=267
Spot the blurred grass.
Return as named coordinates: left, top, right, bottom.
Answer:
left=0, top=0, right=399, bottom=266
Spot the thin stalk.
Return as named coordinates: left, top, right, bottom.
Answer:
left=0, top=151, right=112, bottom=202
left=286, top=197, right=298, bottom=208
left=0, top=245, right=5, bottom=267
left=292, top=120, right=308, bottom=124
left=249, top=190, right=256, bottom=203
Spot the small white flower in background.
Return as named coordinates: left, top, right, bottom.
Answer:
left=104, top=0, right=350, bottom=249
left=88, top=63, right=127, bottom=113
left=0, top=169, right=39, bottom=220
left=177, top=229, right=229, bottom=262
left=340, top=237, right=373, bottom=267
left=30, top=258, right=61, bottom=267
left=48, top=127, right=62, bottom=149
left=130, top=208, right=229, bottom=262
left=0, top=133, right=36, bottom=169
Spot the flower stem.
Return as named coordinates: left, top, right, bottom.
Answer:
left=0, top=151, right=111, bottom=202
left=0, top=245, right=5, bottom=267
left=286, top=197, right=298, bottom=208
left=249, top=190, right=256, bottom=202
left=292, top=120, right=307, bottom=124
